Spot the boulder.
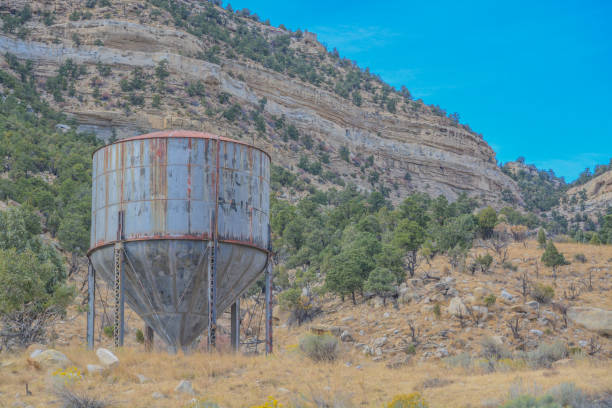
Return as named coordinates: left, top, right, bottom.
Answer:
left=25, top=344, right=46, bottom=356
left=86, top=364, right=105, bottom=374
left=510, top=304, right=528, bottom=313
left=96, top=348, right=119, bottom=368
left=152, top=392, right=166, bottom=399
left=464, top=295, right=477, bottom=305
left=471, top=306, right=489, bottom=320
left=136, top=374, right=151, bottom=384
left=448, top=297, right=468, bottom=317
left=525, top=301, right=539, bottom=309
left=398, top=290, right=412, bottom=304
left=175, top=380, right=195, bottom=395
left=372, top=336, right=387, bottom=348
left=529, top=329, right=543, bottom=337
left=340, top=330, right=354, bottom=342
left=500, top=289, right=515, bottom=303
left=28, top=349, right=70, bottom=368
left=567, top=307, right=612, bottom=336
left=310, top=325, right=344, bottom=337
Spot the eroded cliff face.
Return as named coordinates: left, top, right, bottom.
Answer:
left=566, top=171, right=612, bottom=217
left=0, top=1, right=520, bottom=205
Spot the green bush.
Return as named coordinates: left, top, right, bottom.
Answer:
left=433, top=304, right=441, bottom=319
left=444, top=352, right=472, bottom=370
left=501, top=395, right=561, bottom=408
left=523, top=341, right=567, bottom=368
left=0, top=207, right=73, bottom=348
left=480, top=337, right=511, bottom=360
left=502, top=383, right=587, bottom=408
left=547, top=383, right=587, bottom=408
left=475, top=253, right=493, bottom=273
left=299, top=334, right=338, bottom=361
left=531, top=283, right=554, bottom=304
left=483, top=294, right=496, bottom=307
left=222, top=104, right=241, bottom=121
left=103, top=325, right=114, bottom=338
left=135, top=328, right=145, bottom=344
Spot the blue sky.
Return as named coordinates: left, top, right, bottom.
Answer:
left=225, top=0, right=612, bottom=181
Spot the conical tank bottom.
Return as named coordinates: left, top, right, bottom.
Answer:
left=89, top=240, right=267, bottom=351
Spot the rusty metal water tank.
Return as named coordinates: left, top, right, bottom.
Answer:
left=88, top=130, right=270, bottom=350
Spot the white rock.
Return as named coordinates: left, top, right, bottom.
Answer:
left=152, top=392, right=165, bottom=399
left=86, top=364, right=105, bottom=374
left=340, top=330, right=353, bottom=342
left=567, top=307, right=612, bottom=336
left=136, top=374, right=150, bottom=384
left=175, top=380, right=195, bottom=395
left=500, top=289, right=515, bottom=302
left=471, top=306, right=489, bottom=320
left=529, top=329, right=543, bottom=337
left=28, top=349, right=70, bottom=368
left=383, top=312, right=390, bottom=318
left=96, top=348, right=119, bottom=367
left=372, top=336, right=387, bottom=348
left=448, top=297, right=468, bottom=317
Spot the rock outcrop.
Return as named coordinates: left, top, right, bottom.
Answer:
left=0, top=1, right=521, bottom=205
left=565, top=170, right=612, bottom=217
left=567, top=307, right=612, bottom=336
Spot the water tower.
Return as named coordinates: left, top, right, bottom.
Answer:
left=86, top=130, right=273, bottom=353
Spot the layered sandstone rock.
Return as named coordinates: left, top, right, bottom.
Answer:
left=566, top=170, right=612, bottom=216
left=0, top=9, right=520, bottom=205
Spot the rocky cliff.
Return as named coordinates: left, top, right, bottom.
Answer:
left=0, top=0, right=520, bottom=205
left=565, top=170, right=612, bottom=217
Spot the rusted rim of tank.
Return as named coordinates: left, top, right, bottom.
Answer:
left=92, top=130, right=271, bottom=159
left=87, top=236, right=270, bottom=257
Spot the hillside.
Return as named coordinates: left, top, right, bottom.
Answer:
left=0, top=0, right=520, bottom=205
left=1, top=2, right=612, bottom=408
left=565, top=169, right=612, bottom=219
left=1, top=240, right=611, bottom=407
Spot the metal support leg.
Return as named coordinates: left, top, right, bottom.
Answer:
left=113, top=242, right=125, bottom=348
left=87, top=260, right=95, bottom=350
left=265, top=258, right=273, bottom=355
left=231, top=299, right=240, bottom=351
left=144, top=326, right=154, bottom=352
left=207, top=240, right=217, bottom=351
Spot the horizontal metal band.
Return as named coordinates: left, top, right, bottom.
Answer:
left=92, top=130, right=271, bottom=160
left=87, top=235, right=270, bottom=257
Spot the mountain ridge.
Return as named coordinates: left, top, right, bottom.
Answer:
left=0, top=0, right=520, bottom=206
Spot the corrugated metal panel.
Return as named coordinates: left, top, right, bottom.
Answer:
left=89, top=132, right=270, bottom=251
left=89, top=130, right=271, bottom=350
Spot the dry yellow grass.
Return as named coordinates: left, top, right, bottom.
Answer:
left=1, top=240, right=611, bottom=407
left=1, top=341, right=611, bottom=408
